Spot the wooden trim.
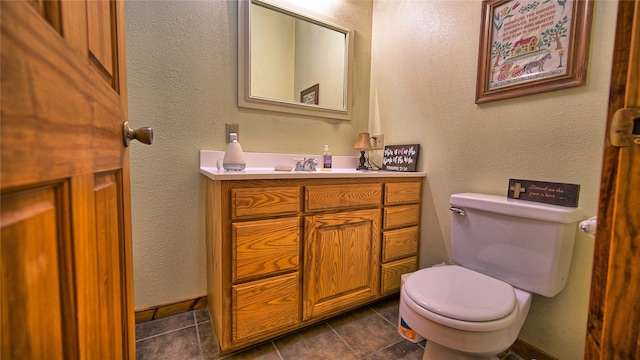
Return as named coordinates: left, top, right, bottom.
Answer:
left=134, top=296, right=208, bottom=324
left=510, top=338, right=558, bottom=360
left=585, top=1, right=639, bottom=359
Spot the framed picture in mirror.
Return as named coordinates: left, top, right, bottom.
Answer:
left=301, top=84, right=319, bottom=105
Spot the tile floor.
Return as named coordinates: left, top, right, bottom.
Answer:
left=135, top=296, right=525, bottom=360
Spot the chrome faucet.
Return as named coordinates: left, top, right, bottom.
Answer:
left=303, top=158, right=318, bottom=171
left=294, top=157, right=318, bottom=171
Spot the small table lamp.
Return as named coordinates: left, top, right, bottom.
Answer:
left=353, top=132, right=373, bottom=171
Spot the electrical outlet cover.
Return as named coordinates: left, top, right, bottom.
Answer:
left=225, top=123, right=239, bottom=143
left=372, top=134, right=384, bottom=149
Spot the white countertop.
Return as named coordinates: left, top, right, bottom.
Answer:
left=200, top=150, right=426, bottom=180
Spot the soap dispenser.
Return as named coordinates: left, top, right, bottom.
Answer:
left=322, top=144, right=332, bottom=171
left=223, top=133, right=246, bottom=171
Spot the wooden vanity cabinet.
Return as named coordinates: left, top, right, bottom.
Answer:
left=205, top=177, right=422, bottom=354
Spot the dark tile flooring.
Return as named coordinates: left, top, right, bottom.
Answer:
left=135, top=296, right=424, bottom=360
left=135, top=296, right=525, bottom=360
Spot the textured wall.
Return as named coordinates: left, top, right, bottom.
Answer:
left=369, top=1, right=617, bottom=359
left=125, top=0, right=372, bottom=309
left=126, top=1, right=618, bottom=357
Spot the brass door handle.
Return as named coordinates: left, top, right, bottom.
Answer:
left=123, top=120, right=153, bottom=146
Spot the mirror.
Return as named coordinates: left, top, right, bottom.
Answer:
left=238, top=0, right=354, bottom=120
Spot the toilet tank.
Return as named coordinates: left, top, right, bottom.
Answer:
left=449, top=193, right=584, bottom=297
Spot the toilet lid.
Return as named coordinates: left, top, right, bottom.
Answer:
left=404, top=265, right=516, bottom=322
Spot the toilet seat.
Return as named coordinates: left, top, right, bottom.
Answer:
left=403, top=265, right=519, bottom=331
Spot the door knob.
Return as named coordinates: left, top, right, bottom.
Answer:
left=122, top=120, right=153, bottom=146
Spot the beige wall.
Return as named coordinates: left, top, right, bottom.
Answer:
left=251, top=4, right=295, bottom=100
left=369, top=1, right=617, bottom=359
left=125, top=0, right=372, bottom=307
left=294, top=19, right=346, bottom=108
left=126, top=0, right=617, bottom=358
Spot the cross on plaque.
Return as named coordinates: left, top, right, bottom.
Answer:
left=510, top=182, right=526, bottom=198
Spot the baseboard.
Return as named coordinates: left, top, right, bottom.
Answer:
left=511, top=338, right=558, bottom=360
left=134, top=296, right=207, bottom=324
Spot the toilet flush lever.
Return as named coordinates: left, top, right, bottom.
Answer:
left=449, top=207, right=466, bottom=216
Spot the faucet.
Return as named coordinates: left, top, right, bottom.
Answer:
left=303, top=158, right=318, bottom=171
left=294, top=157, right=318, bottom=171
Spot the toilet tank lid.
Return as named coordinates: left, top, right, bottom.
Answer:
left=450, top=193, right=584, bottom=223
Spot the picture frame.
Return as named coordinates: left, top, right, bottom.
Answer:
left=475, top=0, right=593, bottom=104
left=300, top=83, right=319, bottom=105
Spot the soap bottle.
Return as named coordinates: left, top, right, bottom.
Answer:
left=223, top=133, right=246, bottom=171
left=322, top=144, right=332, bottom=171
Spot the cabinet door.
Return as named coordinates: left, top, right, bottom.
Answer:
left=303, top=209, right=380, bottom=320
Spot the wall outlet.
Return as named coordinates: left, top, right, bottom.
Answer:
left=225, top=123, right=239, bottom=143
left=372, top=134, right=384, bottom=150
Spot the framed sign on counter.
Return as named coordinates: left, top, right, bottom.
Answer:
left=382, top=145, right=420, bottom=172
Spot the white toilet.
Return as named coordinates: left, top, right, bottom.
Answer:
left=399, top=193, right=583, bottom=359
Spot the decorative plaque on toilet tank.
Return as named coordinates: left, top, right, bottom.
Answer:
left=507, top=179, right=580, bottom=207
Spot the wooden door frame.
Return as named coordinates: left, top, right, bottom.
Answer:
left=584, top=0, right=640, bottom=359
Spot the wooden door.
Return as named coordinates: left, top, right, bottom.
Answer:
left=584, top=1, right=640, bottom=359
left=1, top=0, right=138, bottom=358
left=303, top=209, right=380, bottom=320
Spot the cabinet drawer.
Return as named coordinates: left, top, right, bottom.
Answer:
left=381, top=257, right=417, bottom=295
left=382, top=226, right=419, bottom=262
left=232, top=187, right=300, bottom=219
left=232, top=273, right=299, bottom=342
left=305, top=184, right=381, bottom=211
left=385, top=182, right=422, bottom=205
left=232, top=217, right=300, bottom=282
left=384, top=204, right=420, bottom=229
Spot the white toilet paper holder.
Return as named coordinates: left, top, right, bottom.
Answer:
left=579, top=216, right=597, bottom=238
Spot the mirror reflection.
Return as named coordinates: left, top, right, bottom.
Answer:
left=250, top=2, right=346, bottom=109
left=238, top=0, right=353, bottom=120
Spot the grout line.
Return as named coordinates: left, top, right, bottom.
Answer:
left=270, top=341, right=285, bottom=360
left=135, top=324, right=197, bottom=342
left=136, top=310, right=199, bottom=342
left=378, top=338, right=409, bottom=352
left=325, top=321, right=360, bottom=358
left=194, top=312, right=205, bottom=360
left=369, top=304, right=398, bottom=329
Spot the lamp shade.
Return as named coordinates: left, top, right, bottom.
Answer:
left=353, top=132, right=373, bottom=150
